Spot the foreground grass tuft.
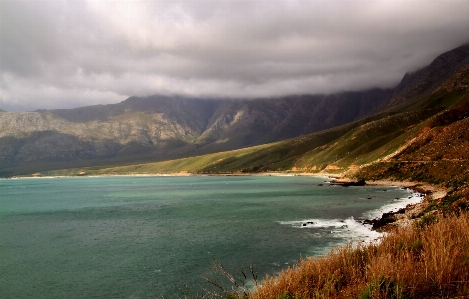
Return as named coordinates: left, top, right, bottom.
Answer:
left=247, top=212, right=469, bottom=299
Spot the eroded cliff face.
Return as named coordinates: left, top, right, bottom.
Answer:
left=0, top=91, right=392, bottom=175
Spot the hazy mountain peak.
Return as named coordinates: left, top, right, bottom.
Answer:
left=389, top=43, right=469, bottom=108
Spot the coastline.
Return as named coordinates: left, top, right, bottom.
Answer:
left=6, top=171, right=333, bottom=179
left=331, top=178, right=447, bottom=231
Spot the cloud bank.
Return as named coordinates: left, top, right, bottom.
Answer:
left=1, top=0, right=469, bottom=111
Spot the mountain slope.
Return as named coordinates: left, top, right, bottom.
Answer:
left=0, top=90, right=392, bottom=176
left=3, top=44, right=469, bottom=178
left=45, top=55, right=469, bottom=184
left=388, top=43, right=469, bottom=109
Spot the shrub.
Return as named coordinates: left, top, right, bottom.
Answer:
left=414, top=214, right=437, bottom=229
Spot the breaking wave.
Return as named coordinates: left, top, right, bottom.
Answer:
left=278, top=189, right=423, bottom=246
left=364, top=189, right=424, bottom=220
left=278, top=217, right=381, bottom=244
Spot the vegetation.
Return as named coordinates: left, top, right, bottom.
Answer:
left=203, top=212, right=469, bottom=299
left=41, top=82, right=468, bottom=178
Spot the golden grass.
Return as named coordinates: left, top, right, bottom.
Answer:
left=249, top=213, right=469, bottom=299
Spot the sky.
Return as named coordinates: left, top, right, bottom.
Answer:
left=1, top=0, right=469, bottom=111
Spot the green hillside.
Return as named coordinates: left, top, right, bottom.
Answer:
left=0, top=90, right=393, bottom=177
left=42, top=66, right=469, bottom=180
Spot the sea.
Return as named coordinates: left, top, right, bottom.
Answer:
left=0, top=175, right=421, bottom=298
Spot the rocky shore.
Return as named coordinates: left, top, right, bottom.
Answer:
left=330, top=178, right=447, bottom=232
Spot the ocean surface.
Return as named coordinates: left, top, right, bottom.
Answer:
left=0, top=175, right=420, bottom=298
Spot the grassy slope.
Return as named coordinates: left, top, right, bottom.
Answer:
left=352, top=98, right=469, bottom=213
left=247, top=212, right=469, bottom=299
left=42, top=88, right=468, bottom=178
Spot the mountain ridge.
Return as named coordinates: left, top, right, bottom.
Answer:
left=0, top=89, right=392, bottom=176
left=2, top=43, right=469, bottom=177
left=388, top=43, right=469, bottom=109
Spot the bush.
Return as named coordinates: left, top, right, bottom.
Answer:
left=414, top=214, right=437, bottom=229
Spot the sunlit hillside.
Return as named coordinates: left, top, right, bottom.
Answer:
left=44, top=66, right=469, bottom=184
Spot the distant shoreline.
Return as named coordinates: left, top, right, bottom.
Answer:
left=7, top=171, right=334, bottom=179
left=6, top=171, right=443, bottom=231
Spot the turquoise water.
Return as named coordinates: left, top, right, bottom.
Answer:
left=0, top=176, right=414, bottom=298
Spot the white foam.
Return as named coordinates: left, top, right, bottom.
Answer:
left=279, top=217, right=381, bottom=244
left=335, top=217, right=381, bottom=242
left=278, top=218, right=348, bottom=228
left=278, top=189, right=425, bottom=250
left=364, top=189, right=423, bottom=220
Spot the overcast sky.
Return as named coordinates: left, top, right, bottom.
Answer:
left=1, top=0, right=469, bottom=111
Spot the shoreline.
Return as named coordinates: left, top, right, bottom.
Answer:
left=5, top=171, right=334, bottom=179
left=331, top=178, right=447, bottom=231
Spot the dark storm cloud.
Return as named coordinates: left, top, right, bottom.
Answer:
left=1, top=0, right=469, bottom=111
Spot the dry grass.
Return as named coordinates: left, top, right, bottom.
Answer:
left=248, top=213, right=469, bottom=299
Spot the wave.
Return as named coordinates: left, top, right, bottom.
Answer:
left=279, top=218, right=348, bottom=228
left=279, top=217, right=381, bottom=244
left=278, top=189, right=424, bottom=247
left=363, top=189, right=423, bottom=220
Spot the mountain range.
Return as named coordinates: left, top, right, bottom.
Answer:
left=0, top=87, right=393, bottom=177
left=1, top=43, right=469, bottom=179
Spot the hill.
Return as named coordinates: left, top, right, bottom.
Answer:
left=48, top=65, right=469, bottom=177
left=3, top=45, right=469, bottom=178
left=41, top=45, right=469, bottom=212
left=0, top=90, right=392, bottom=177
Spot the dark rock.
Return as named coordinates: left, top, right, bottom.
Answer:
left=302, top=221, right=315, bottom=227
left=395, top=208, right=406, bottom=214
left=367, top=208, right=407, bottom=231
left=330, top=179, right=366, bottom=187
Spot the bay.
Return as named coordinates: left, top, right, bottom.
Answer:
left=0, top=176, right=416, bottom=298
